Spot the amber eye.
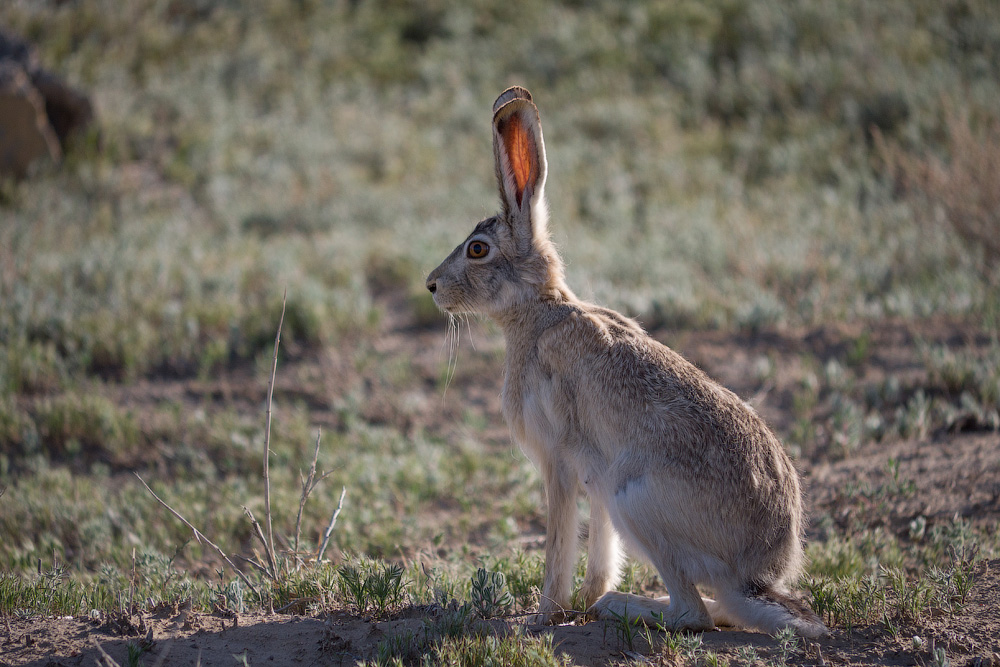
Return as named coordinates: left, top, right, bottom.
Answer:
left=467, top=240, right=490, bottom=259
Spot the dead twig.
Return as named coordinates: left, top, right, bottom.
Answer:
left=292, top=429, right=336, bottom=568
left=92, top=637, right=117, bottom=667
left=294, top=429, right=322, bottom=566
left=242, top=507, right=277, bottom=581
left=134, top=473, right=260, bottom=596
left=317, top=486, right=347, bottom=562
left=234, top=554, right=271, bottom=578
left=261, top=291, right=287, bottom=579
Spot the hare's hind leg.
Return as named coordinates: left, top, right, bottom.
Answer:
left=588, top=568, right=713, bottom=632
left=636, top=567, right=712, bottom=632
left=588, top=591, right=670, bottom=626
left=592, top=476, right=714, bottom=632
left=588, top=592, right=737, bottom=629
left=701, top=598, right=741, bottom=627
left=578, top=496, right=623, bottom=610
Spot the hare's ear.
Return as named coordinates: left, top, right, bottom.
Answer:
left=492, top=87, right=548, bottom=236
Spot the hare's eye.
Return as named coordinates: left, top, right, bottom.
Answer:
left=467, top=241, right=490, bottom=259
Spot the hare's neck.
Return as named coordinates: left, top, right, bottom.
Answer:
left=493, top=288, right=576, bottom=339
left=496, top=292, right=579, bottom=380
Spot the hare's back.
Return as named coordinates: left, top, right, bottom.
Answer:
left=539, top=306, right=796, bottom=488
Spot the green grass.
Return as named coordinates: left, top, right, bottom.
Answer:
left=806, top=548, right=981, bottom=635
left=775, top=336, right=1000, bottom=460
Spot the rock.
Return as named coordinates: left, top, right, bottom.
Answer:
left=0, top=27, right=94, bottom=178
left=0, top=61, right=61, bottom=177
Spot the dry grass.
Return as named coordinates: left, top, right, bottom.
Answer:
left=878, top=109, right=1000, bottom=285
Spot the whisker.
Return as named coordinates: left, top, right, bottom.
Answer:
left=462, top=314, right=478, bottom=351
left=441, top=313, right=460, bottom=396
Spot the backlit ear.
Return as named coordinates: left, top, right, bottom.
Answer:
left=493, top=87, right=547, bottom=219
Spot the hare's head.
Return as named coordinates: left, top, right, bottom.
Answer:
left=426, top=87, right=567, bottom=319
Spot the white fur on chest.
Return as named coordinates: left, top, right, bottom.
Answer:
left=502, top=370, right=564, bottom=468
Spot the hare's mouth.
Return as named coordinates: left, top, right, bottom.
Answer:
left=431, top=292, right=458, bottom=313
left=432, top=294, right=478, bottom=316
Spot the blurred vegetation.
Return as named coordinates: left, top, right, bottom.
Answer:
left=3, top=0, right=998, bottom=376
left=1, top=0, right=999, bottom=615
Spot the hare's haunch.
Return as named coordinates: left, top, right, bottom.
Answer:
left=426, top=87, right=826, bottom=638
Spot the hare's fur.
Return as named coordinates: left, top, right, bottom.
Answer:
left=426, top=87, right=826, bottom=638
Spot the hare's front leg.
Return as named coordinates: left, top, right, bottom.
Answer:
left=536, top=458, right=579, bottom=624
left=579, top=495, right=622, bottom=609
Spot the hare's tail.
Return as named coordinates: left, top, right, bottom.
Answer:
left=717, top=587, right=828, bottom=638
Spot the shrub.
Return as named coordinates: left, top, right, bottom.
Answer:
left=879, top=109, right=1000, bottom=286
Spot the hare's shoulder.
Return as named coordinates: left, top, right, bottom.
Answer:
left=536, top=302, right=731, bottom=404
left=535, top=303, right=654, bottom=371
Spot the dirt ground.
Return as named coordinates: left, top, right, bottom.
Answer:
left=4, top=560, right=1000, bottom=666
left=3, top=315, right=999, bottom=666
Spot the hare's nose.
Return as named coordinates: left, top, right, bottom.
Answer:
left=426, top=280, right=437, bottom=294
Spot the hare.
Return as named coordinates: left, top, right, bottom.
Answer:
left=425, top=87, right=827, bottom=638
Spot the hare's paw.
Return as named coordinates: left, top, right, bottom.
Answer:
left=530, top=598, right=573, bottom=626
left=528, top=610, right=570, bottom=626
left=579, top=575, right=616, bottom=611
left=587, top=591, right=633, bottom=621
left=588, top=592, right=714, bottom=633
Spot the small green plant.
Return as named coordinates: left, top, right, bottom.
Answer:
left=373, top=630, right=420, bottom=666
left=773, top=626, right=799, bottom=665
left=212, top=577, right=249, bottom=614
left=426, top=601, right=475, bottom=639
left=734, top=644, right=760, bottom=665
left=427, top=632, right=571, bottom=667
left=949, top=550, right=978, bottom=608
left=883, top=566, right=934, bottom=624
left=338, top=560, right=407, bottom=617
left=829, top=393, right=865, bottom=456
left=932, top=645, right=950, bottom=667
left=894, top=390, right=933, bottom=440
left=125, top=640, right=148, bottom=667
left=846, top=331, right=872, bottom=367
left=884, top=458, right=917, bottom=497
left=805, top=573, right=886, bottom=631
left=604, top=604, right=642, bottom=652
left=883, top=612, right=901, bottom=641
left=658, top=629, right=684, bottom=658
left=927, top=545, right=980, bottom=613
left=702, top=651, right=724, bottom=667
left=469, top=568, right=514, bottom=619
left=368, top=562, right=407, bottom=615
left=677, top=632, right=705, bottom=663
left=338, top=564, right=371, bottom=615
left=486, top=551, right=544, bottom=609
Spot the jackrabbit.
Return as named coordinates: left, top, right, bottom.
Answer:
left=426, top=87, right=826, bottom=637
